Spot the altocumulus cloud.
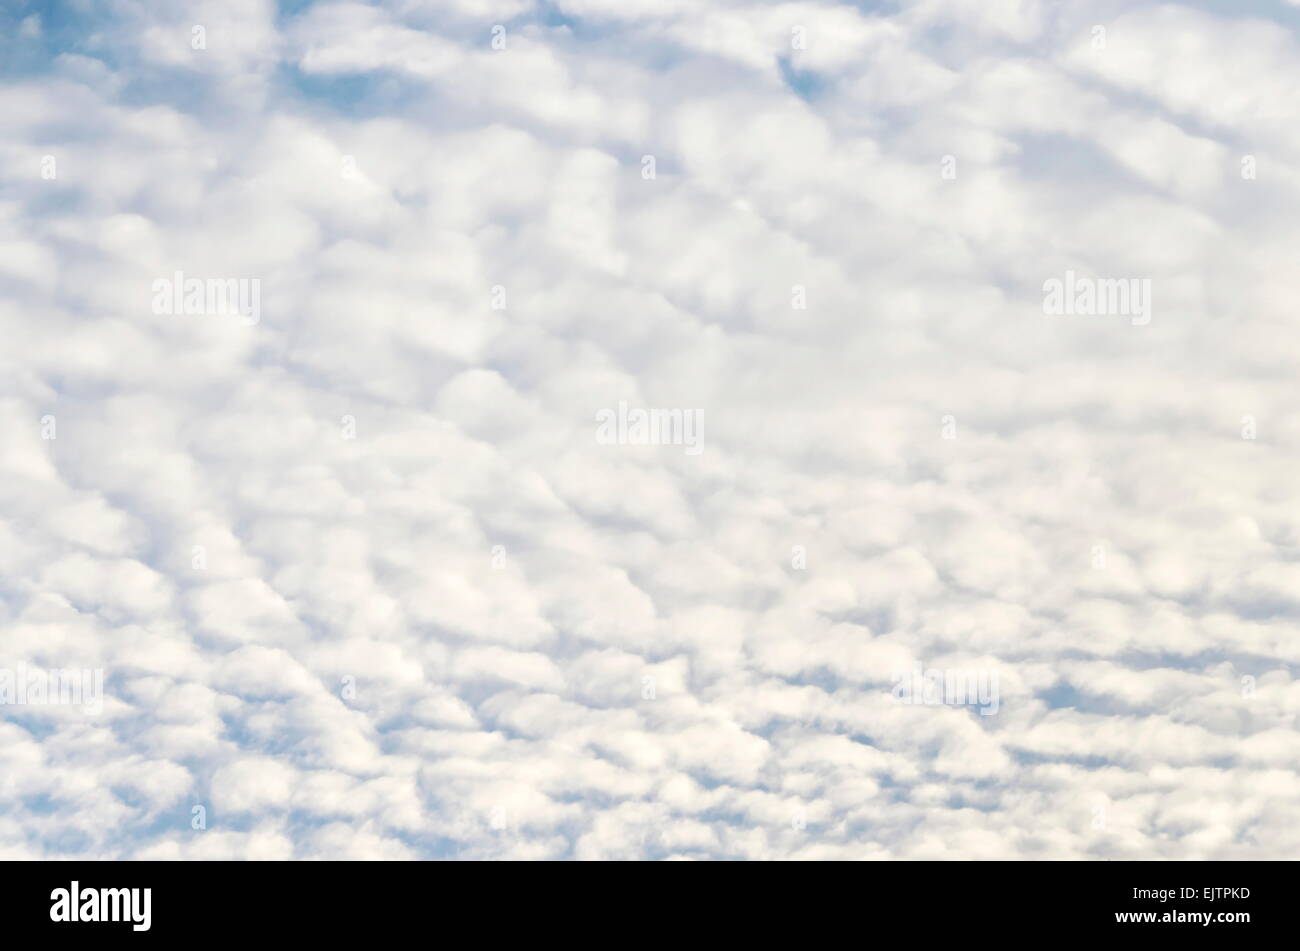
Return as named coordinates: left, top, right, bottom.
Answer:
left=1, top=0, right=1299, bottom=859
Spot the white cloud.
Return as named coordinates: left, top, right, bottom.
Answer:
left=1, top=0, right=1297, bottom=860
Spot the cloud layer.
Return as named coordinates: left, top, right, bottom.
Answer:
left=2, top=0, right=1299, bottom=859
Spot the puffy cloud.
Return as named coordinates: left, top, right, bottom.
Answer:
left=0, top=0, right=1297, bottom=859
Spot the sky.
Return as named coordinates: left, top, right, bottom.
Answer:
left=1, top=0, right=1299, bottom=860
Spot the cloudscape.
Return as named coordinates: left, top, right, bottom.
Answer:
left=2, top=0, right=1299, bottom=860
